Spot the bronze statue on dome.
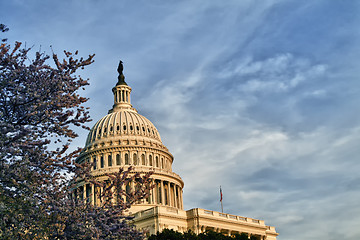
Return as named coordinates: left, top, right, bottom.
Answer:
left=116, top=60, right=127, bottom=85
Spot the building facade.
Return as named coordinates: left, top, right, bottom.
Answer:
left=76, top=65, right=278, bottom=239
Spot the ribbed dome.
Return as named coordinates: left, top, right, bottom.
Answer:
left=85, top=110, right=162, bottom=146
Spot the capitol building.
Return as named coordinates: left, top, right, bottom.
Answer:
left=75, top=64, right=278, bottom=240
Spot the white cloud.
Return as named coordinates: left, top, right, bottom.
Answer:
left=220, top=53, right=328, bottom=93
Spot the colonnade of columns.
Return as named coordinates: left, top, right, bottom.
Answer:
left=73, top=178, right=183, bottom=210
left=113, top=87, right=130, bottom=104
left=150, top=179, right=183, bottom=209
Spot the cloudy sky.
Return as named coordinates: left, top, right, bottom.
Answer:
left=2, top=0, right=360, bottom=239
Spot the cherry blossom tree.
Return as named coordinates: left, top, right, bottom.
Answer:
left=0, top=25, right=151, bottom=239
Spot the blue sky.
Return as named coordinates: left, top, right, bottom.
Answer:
left=2, top=1, right=360, bottom=239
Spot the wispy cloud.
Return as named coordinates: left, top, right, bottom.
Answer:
left=2, top=0, right=360, bottom=239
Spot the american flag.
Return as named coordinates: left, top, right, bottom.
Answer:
left=220, top=186, right=223, bottom=202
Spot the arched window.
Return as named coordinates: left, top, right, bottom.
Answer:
left=93, top=156, right=97, bottom=170
left=108, top=155, right=112, bottom=167
left=133, top=153, right=137, bottom=165
left=161, top=158, right=164, bottom=169
left=100, top=156, right=104, bottom=168
left=116, top=154, right=121, bottom=165
left=155, top=156, right=159, bottom=167
left=141, top=154, right=145, bottom=165
left=149, top=155, right=153, bottom=166
left=125, top=153, right=129, bottom=165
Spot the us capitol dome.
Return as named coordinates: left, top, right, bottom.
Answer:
left=75, top=62, right=278, bottom=239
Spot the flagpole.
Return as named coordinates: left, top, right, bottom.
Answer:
left=220, top=186, right=223, bottom=213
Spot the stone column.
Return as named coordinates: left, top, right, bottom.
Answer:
left=174, top=185, right=178, bottom=208
left=179, top=189, right=183, bottom=209
left=160, top=180, right=165, bottom=205
left=153, top=181, right=156, bottom=204
left=91, top=184, right=95, bottom=205
left=111, top=185, right=115, bottom=205
left=82, top=185, right=86, bottom=202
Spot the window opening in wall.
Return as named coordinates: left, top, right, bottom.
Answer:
left=130, top=125, right=133, bottom=131
left=104, top=127, right=107, bottom=133
left=156, top=156, right=159, bottom=167
left=161, top=158, right=164, bottom=169
left=149, top=155, right=153, bottom=166
left=123, top=125, right=126, bottom=131
left=158, top=184, right=162, bottom=204
left=93, top=156, right=97, bottom=170
left=108, top=155, right=112, bottom=167
left=133, top=153, right=137, bottom=165
left=79, top=186, right=84, bottom=201
left=142, top=126, right=145, bottom=132
left=100, top=156, right=104, bottom=168
left=117, top=125, right=120, bottom=131
left=126, top=182, right=131, bottom=203
left=110, top=125, right=113, bottom=132
left=116, top=154, right=120, bottom=165
left=176, top=187, right=180, bottom=208
left=125, top=153, right=129, bottom=165
left=136, top=126, right=140, bottom=131
left=164, top=185, right=168, bottom=205
left=86, top=184, right=91, bottom=203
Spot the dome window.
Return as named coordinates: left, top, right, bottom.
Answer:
left=116, top=154, right=121, bottom=165
left=147, top=128, right=150, bottom=133
left=104, top=127, right=107, bottom=132
left=133, top=153, right=137, bottom=165
left=130, top=125, right=133, bottom=131
left=110, top=126, right=113, bottom=132
left=125, top=153, right=129, bottom=165
left=155, top=156, right=159, bottom=167
left=123, top=125, right=126, bottom=131
left=108, top=155, right=112, bottom=167
left=141, top=154, right=145, bottom=165
left=136, top=126, right=140, bottom=131
left=100, top=156, right=104, bottom=168
left=117, top=125, right=120, bottom=131
left=93, top=156, right=97, bottom=170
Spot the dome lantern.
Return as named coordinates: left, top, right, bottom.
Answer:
left=109, top=61, right=136, bottom=113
